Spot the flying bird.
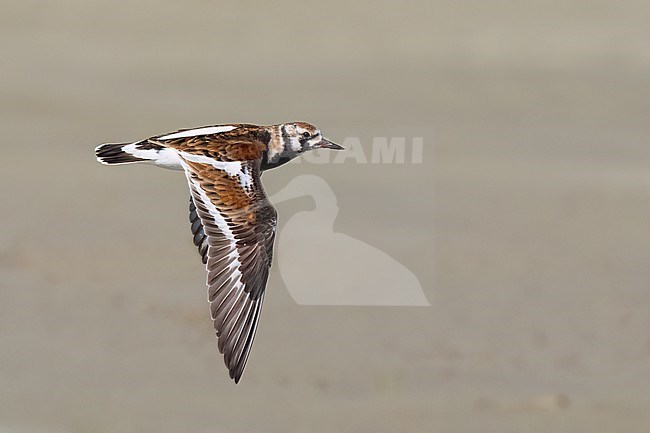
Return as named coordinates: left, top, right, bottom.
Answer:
left=95, top=122, right=344, bottom=383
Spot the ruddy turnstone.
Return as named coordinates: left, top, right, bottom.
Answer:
left=95, top=122, right=344, bottom=383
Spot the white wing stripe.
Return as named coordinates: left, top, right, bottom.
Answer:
left=238, top=166, right=254, bottom=190
left=158, top=125, right=237, bottom=140
left=179, top=152, right=242, bottom=177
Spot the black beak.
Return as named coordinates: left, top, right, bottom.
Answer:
left=314, top=138, right=344, bottom=150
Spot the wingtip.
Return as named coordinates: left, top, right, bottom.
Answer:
left=231, top=369, right=242, bottom=384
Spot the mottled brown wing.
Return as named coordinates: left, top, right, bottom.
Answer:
left=152, top=124, right=267, bottom=162
left=183, top=158, right=277, bottom=383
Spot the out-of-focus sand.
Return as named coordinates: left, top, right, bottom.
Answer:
left=1, top=1, right=649, bottom=432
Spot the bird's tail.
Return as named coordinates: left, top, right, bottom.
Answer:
left=95, top=142, right=148, bottom=165
left=96, top=137, right=176, bottom=166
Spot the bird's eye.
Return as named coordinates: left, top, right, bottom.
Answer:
left=302, top=132, right=311, bottom=139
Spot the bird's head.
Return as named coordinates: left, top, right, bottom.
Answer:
left=281, top=122, right=344, bottom=154
left=262, top=122, right=344, bottom=170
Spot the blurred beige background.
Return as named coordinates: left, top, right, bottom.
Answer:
left=1, top=1, right=649, bottom=432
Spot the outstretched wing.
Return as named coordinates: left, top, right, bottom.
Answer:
left=182, top=157, right=277, bottom=383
